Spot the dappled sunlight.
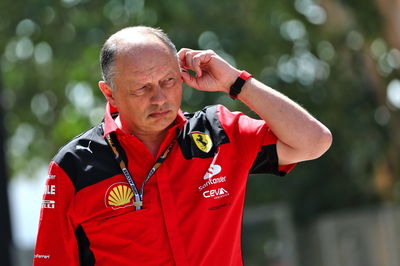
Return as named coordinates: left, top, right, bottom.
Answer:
left=387, top=79, right=400, bottom=108
left=0, top=0, right=399, bottom=265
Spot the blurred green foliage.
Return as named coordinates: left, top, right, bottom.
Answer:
left=0, top=0, right=399, bottom=224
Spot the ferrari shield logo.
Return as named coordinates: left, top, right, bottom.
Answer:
left=191, top=132, right=213, bottom=153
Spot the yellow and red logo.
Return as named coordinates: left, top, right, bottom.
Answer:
left=104, top=182, right=134, bottom=210
left=191, top=131, right=213, bottom=153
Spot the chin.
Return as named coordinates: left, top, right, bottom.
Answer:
left=154, top=116, right=176, bottom=130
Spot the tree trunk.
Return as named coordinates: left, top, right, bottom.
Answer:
left=374, top=0, right=400, bottom=200
left=0, top=72, right=12, bottom=265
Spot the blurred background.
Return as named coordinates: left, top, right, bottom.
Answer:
left=0, top=0, right=399, bottom=265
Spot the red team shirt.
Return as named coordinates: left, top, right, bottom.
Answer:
left=34, top=103, right=294, bottom=265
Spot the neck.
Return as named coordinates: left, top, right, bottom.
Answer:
left=115, top=116, right=167, bottom=157
left=137, top=131, right=167, bottom=157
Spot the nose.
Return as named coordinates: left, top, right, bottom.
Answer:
left=150, top=84, right=167, bottom=105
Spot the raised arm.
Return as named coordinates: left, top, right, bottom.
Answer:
left=178, top=48, right=332, bottom=165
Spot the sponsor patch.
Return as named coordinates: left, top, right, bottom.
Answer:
left=198, top=176, right=226, bottom=191
left=41, top=200, right=55, bottom=209
left=44, top=185, right=56, bottom=195
left=191, top=132, right=213, bottom=153
left=203, top=187, right=229, bottom=199
left=208, top=203, right=231, bottom=211
left=203, top=164, right=222, bottom=179
left=104, top=182, right=134, bottom=210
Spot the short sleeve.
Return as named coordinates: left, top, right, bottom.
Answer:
left=216, top=105, right=295, bottom=176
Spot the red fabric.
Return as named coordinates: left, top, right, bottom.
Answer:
left=34, top=104, right=294, bottom=266
left=34, top=162, right=79, bottom=265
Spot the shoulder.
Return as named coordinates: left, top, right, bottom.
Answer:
left=52, top=124, right=105, bottom=163
left=182, top=104, right=242, bottom=126
left=178, top=105, right=230, bottom=159
left=184, top=105, right=221, bottom=123
left=52, top=124, right=120, bottom=192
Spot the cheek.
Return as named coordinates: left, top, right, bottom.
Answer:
left=170, top=85, right=182, bottom=104
left=118, top=97, right=146, bottom=116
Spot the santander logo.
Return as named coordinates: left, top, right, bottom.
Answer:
left=203, top=164, right=222, bottom=179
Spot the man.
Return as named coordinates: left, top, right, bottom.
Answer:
left=34, top=26, right=332, bottom=265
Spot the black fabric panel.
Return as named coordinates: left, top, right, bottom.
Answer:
left=53, top=124, right=122, bottom=192
left=249, top=144, right=287, bottom=176
left=178, top=105, right=230, bottom=159
left=75, top=225, right=95, bottom=266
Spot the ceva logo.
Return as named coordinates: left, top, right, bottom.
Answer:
left=203, top=187, right=229, bottom=199
left=203, top=164, right=222, bottom=179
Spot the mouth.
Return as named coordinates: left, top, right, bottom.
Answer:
left=149, top=110, right=171, bottom=118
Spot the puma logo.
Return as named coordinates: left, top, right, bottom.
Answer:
left=76, top=141, right=93, bottom=154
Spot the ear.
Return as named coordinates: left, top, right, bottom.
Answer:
left=99, top=81, right=117, bottom=107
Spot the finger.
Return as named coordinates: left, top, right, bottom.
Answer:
left=181, top=69, right=198, bottom=89
left=177, top=48, right=191, bottom=68
left=178, top=49, right=199, bottom=69
left=192, top=54, right=203, bottom=77
left=186, top=51, right=201, bottom=71
left=192, top=52, right=213, bottom=77
left=178, top=49, right=204, bottom=70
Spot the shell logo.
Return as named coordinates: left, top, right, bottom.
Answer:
left=104, top=182, right=134, bottom=210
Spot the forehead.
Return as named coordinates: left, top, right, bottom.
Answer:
left=114, top=39, right=179, bottom=80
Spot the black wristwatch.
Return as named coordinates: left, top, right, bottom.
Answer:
left=229, top=71, right=253, bottom=99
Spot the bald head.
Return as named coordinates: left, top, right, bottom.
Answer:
left=100, top=26, right=177, bottom=89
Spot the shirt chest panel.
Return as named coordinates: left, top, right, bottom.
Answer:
left=69, top=137, right=252, bottom=224
left=67, top=139, right=251, bottom=265
left=162, top=143, right=251, bottom=206
left=156, top=143, right=251, bottom=264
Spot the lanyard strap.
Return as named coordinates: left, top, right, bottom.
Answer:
left=105, top=132, right=175, bottom=210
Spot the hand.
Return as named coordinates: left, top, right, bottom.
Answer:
left=177, top=48, right=241, bottom=93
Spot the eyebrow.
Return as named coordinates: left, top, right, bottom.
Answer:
left=134, top=70, right=179, bottom=82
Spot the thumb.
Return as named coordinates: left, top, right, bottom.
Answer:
left=181, top=70, right=198, bottom=89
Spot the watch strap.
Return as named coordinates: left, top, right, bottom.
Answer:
left=229, top=71, right=253, bottom=99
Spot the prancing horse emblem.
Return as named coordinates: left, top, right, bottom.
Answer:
left=191, top=132, right=213, bottom=153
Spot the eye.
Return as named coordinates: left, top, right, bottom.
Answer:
left=130, top=85, right=148, bottom=96
left=163, top=77, right=176, bottom=87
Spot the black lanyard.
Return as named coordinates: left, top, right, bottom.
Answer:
left=105, top=132, right=175, bottom=210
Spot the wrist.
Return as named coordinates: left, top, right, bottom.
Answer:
left=229, top=70, right=253, bottom=99
left=223, top=69, right=241, bottom=93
